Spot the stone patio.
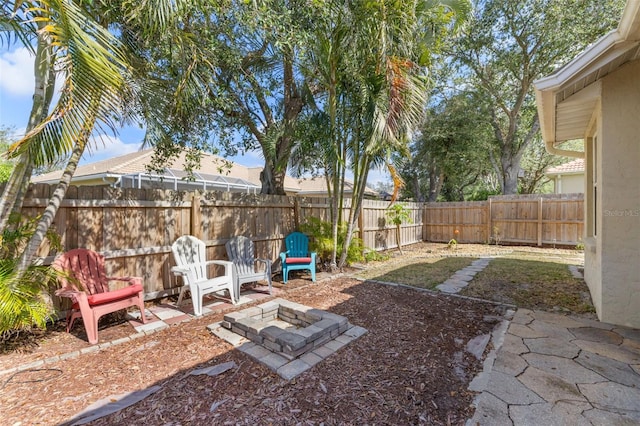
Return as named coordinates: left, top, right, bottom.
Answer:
left=467, top=309, right=640, bottom=425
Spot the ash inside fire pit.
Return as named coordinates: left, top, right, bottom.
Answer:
left=209, top=298, right=367, bottom=379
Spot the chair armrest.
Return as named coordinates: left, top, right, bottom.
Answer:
left=170, top=265, right=198, bottom=287
left=310, top=252, right=317, bottom=263
left=256, top=258, right=273, bottom=275
left=279, top=252, right=288, bottom=262
left=55, top=288, right=90, bottom=308
left=170, top=265, right=189, bottom=276
left=204, top=260, right=233, bottom=277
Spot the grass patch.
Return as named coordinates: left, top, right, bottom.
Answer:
left=459, top=258, right=594, bottom=313
left=357, top=257, right=476, bottom=290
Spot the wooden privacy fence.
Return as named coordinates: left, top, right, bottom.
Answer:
left=22, top=184, right=423, bottom=307
left=424, top=193, right=584, bottom=247
left=20, top=184, right=582, bottom=308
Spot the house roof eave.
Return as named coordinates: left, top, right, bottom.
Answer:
left=534, top=1, right=640, bottom=147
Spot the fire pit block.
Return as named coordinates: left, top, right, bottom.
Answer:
left=210, top=298, right=367, bottom=379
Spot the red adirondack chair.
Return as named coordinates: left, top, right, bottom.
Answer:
left=53, top=249, right=146, bottom=345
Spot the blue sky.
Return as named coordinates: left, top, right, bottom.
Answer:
left=0, top=46, right=388, bottom=185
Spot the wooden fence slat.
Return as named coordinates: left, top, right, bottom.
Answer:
left=19, top=184, right=583, bottom=305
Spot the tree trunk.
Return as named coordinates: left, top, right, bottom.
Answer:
left=0, top=29, right=54, bottom=231
left=428, top=167, right=444, bottom=202
left=17, top=132, right=88, bottom=272
left=259, top=50, right=303, bottom=196
left=260, top=161, right=285, bottom=195
left=395, top=224, right=403, bottom=255
left=337, top=164, right=369, bottom=268
left=500, top=162, right=520, bottom=195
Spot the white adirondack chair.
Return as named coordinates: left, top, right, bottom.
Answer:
left=171, top=235, right=236, bottom=315
left=225, top=236, right=272, bottom=303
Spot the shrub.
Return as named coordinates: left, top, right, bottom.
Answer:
left=300, top=217, right=365, bottom=267
left=0, top=213, right=61, bottom=336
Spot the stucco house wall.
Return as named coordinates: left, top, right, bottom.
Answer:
left=552, top=174, right=584, bottom=194
left=534, top=0, right=640, bottom=328
left=592, top=59, right=640, bottom=326
left=546, top=159, right=585, bottom=194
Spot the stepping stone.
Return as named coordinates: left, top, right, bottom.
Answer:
left=442, top=278, right=468, bottom=287
left=466, top=334, right=491, bottom=360
left=569, top=327, right=624, bottom=345
left=485, top=371, right=544, bottom=405
left=522, top=353, right=605, bottom=384
left=579, top=382, right=640, bottom=413
left=583, top=407, right=640, bottom=425
left=573, top=339, right=640, bottom=364
left=501, top=334, right=529, bottom=355
left=493, top=350, right=528, bottom=376
left=524, top=337, right=581, bottom=358
left=518, top=366, right=586, bottom=403
left=436, top=283, right=462, bottom=293
left=576, top=351, right=640, bottom=388
left=510, top=401, right=592, bottom=426
left=509, top=323, right=547, bottom=339
left=468, top=392, right=512, bottom=426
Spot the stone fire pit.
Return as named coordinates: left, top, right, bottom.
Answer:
left=208, top=298, right=367, bottom=380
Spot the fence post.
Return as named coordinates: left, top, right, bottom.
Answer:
left=537, top=197, right=543, bottom=246
left=358, top=203, right=364, bottom=237
left=487, top=198, right=492, bottom=244
left=293, top=197, right=301, bottom=230
left=190, top=193, right=202, bottom=239
left=422, top=203, right=427, bottom=242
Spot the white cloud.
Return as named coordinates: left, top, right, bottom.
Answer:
left=0, top=47, right=35, bottom=96
left=232, top=149, right=263, bottom=167
left=81, top=134, right=141, bottom=164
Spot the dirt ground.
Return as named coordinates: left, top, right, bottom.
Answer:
left=0, top=242, right=584, bottom=425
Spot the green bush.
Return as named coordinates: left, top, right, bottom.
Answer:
left=0, top=213, right=61, bottom=336
left=300, top=217, right=365, bottom=266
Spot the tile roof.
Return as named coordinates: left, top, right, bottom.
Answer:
left=295, top=176, right=377, bottom=196
left=546, top=158, right=585, bottom=175
left=31, top=149, right=365, bottom=194
left=33, top=148, right=254, bottom=182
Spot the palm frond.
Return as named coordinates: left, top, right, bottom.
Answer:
left=7, top=0, right=135, bottom=166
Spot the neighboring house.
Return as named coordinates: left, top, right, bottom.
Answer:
left=534, top=0, right=640, bottom=328
left=294, top=176, right=379, bottom=199
left=545, top=159, right=585, bottom=194
left=32, top=149, right=268, bottom=193
left=32, top=148, right=377, bottom=198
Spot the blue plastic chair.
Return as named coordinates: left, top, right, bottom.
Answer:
left=279, top=232, right=316, bottom=283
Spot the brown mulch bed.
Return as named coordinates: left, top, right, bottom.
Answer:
left=0, top=275, right=506, bottom=425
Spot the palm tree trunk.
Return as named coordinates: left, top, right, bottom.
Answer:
left=395, top=224, right=403, bottom=255
left=16, top=93, right=98, bottom=272
left=338, top=159, right=370, bottom=268
left=16, top=137, right=87, bottom=272
left=0, top=29, right=54, bottom=231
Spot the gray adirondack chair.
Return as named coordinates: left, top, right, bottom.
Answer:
left=225, top=236, right=272, bottom=302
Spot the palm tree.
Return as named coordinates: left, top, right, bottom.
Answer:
left=0, top=0, right=138, bottom=332
left=2, top=0, right=204, bottom=333
left=302, top=0, right=470, bottom=268
left=1, top=1, right=137, bottom=270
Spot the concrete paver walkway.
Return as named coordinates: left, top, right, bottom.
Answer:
left=468, top=309, right=640, bottom=425
left=437, top=257, right=494, bottom=293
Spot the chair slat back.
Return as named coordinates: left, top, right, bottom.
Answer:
left=285, top=232, right=309, bottom=257
left=226, top=236, right=255, bottom=276
left=171, top=236, right=208, bottom=282
left=54, top=249, right=109, bottom=295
